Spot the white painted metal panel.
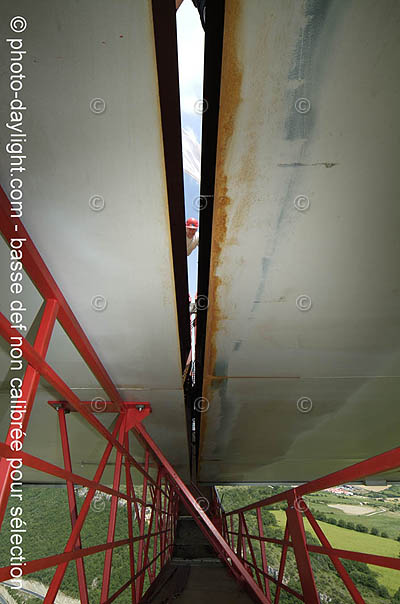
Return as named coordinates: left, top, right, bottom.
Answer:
left=0, top=1, right=189, bottom=481
left=200, top=0, right=400, bottom=483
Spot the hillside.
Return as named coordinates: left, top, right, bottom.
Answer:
left=0, top=484, right=399, bottom=603
left=217, top=485, right=400, bottom=604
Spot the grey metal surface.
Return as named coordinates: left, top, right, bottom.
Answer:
left=199, top=0, right=400, bottom=483
left=0, top=1, right=189, bottom=482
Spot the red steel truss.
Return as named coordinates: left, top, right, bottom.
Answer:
left=1, top=183, right=400, bottom=603
left=0, top=186, right=267, bottom=603
left=215, top=448, right=400, bottom=603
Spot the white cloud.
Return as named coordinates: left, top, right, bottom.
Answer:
left=182, top=126, right=201, bottom=182
left=176, top=1, right=204, bottom=116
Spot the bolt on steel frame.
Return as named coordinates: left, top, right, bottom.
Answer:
left=1, top=180, right=400, bottom=604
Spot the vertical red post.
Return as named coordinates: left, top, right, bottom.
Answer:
left=101, top=416, right=126, bottom=601
left=230, top=514, right=235, bottom=550
left=44, top=415, right=124, bottom=603
left=124, top=432, right=137, bottom=604
left=138, top=468, right=162, bottom=598
left=274, top=522, right=289, bottom=604
left=237, top=513, right=243, bottom=558
left=158, top=475, right=168, bottom=568
left=151, top=471, right=163, bottom=580
left=164, top=481, right=174, bottom=563
left=285, top=493, right=320, bottom=604
left=222, top=513, right=229, bottom=543
left=241, top=513, right=263, bottom=589
left=57, top=408, right=89, bottom=604
left=256, top=507, right=271, bottom=600
left=239, top=513, right=249, bottom=568
left=0, top=299, right=58, bottom=529
left=304, top=507, right=364, bottom=603
left=169, top=487, right=179, bottom=559
left=136, top=450, right=150, bottom=601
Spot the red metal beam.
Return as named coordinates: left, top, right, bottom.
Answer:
left=138, top=469, right=162, bottom=598
left=225, top=446, right=400, bottom=516
left=101, top=417, right=126, bottom=601
left=0, top=532, right=170, bottom=582
left=0, top=442, right=128, bottom=502
left=234, top=558, right=304, bottom=602
left=0, top=313, right=160, bottom=489
left=304, top=506, right=364, bottom=603
left=43, top=416, right=124, bottom=602
left=307, top=545, right=400, bottom=570
left=257, top=507, right=272, bottom=601
left=0, top=298, right=58, bottom=529
left=0, top=539, right=131, bottom=581
left=274, top=523, right=290, bottom=604
left=134, top=423, right=271, bottom=604
left=227, top=527, right=400, bottom=571
left=0, top=186, right=124, bottom=413
left=285, top=492, right=320, bottom=604
left=241, top=513, right=264, bottom=590
left=124, top=432, right=137, bottom=604
left=136, top=450, right=150, bottom=600
left=58, top=408, right=89, bottom=604
left=105, top=542, right=172, bottom=604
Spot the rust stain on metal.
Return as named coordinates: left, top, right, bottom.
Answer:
left=200, top=1, right=243, bottom=458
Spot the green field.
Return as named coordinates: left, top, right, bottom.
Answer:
left=272, top=509, right=400, bottom=596
left=305, top=491, right=400, bottom=540
left=0, top=486, right=150, bottom=604
left=219, top=485, right=400, bottom=603
left=1, top=484, right=399, bottom=603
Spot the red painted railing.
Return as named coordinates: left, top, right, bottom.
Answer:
left=0, top=186, right=179, bottom=602
left=0, top=186, right=270, bottom=603
left=215, top=450, right=400, bottom=603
